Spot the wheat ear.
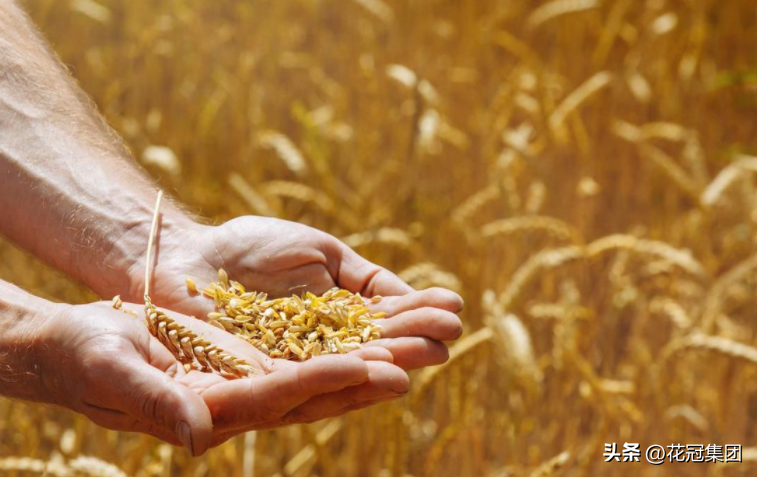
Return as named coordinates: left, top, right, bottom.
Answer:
left=142, top=190, right=256, bottom=377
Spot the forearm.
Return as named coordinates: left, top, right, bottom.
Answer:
left=0, top=278, right=56, bottom=403
left=0, top=1, right=194, bottom=298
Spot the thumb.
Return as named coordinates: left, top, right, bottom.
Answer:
left=110, top=358, right=213, bottom=456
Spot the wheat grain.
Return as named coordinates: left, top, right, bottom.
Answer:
left=201, top=272, right=383, bottom=361
left=144, top=297, right=258, bottom=376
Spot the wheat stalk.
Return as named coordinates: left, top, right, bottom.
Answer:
left=228, top=173, right=278, bottom=217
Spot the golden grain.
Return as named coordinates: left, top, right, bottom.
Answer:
left=200, top=273, right=383, bottom=361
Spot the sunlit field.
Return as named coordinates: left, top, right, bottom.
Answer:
left=2, top=0, right=757, bottom=475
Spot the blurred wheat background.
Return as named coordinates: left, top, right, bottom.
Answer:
left=1, top=0, right=757, bottom=475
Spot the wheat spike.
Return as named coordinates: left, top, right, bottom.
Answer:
left=341, top=227, right=417, bottom=251
left=257, top=130, right=308, bottom=176
left=528, top=451, right=571, bottom=477
left=140, top=191, right=257, bottom=377
left=701, top=155, right=757, bottom=207
left=499, top=246, right=585, bottom=310
left=649, top=298, right=692, bottom=329
left=397, top=262, right=462, bottom=293
left=67, top=456, right=128, bottom=477
left=701, top=253, right=757, bottom=331
left=586, top=234, right=707, bottom=280
left=483, top=290, right=542, bottom=382
left=451, top=184, right=500, bottom=226
left=480, top=216, right=580, bottom=243
left=527, top=0, right=599, bottom=29
left=0, top=457, right=71, bottom=477
left=548, top=71, right=613, bottom=137
left=664, top=333, right=757, bottom=366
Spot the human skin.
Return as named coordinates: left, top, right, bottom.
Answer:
left=0, top=279, right=412, bottom=455
left=0, top=0, right=464, bottom=453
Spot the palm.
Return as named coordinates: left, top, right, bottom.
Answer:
left=147, top=217, right=341, bottom=317
left=138, top=216, right=464, bottom=371
left=47, top=302, right=409, bottom=453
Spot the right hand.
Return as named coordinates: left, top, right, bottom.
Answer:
left=35, top=301, right=410, bottom=455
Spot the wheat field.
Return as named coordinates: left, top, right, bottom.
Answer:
left=1, top=0, right=757, bottom=475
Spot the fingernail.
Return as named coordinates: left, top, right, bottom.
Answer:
left=176, top=420, right=194, bottom=456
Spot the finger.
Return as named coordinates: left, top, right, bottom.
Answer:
left=371, top=288, right=464, bottom=315
left=365, top=337, right=449, bottom=370
left=281, top=361, right=409, bottom=424
left=90, top=357, right=214, bottom=456
left=204, top=354, right=369, bottom=429
left=209, top=391, right=403, bottom=447
left=79, top=404, right=183, bottom=446
left=375, top=307, right=463, bottom=342
left=331, top=242, right=414, bottom=297
left=349, top=346, right=394, bottom=363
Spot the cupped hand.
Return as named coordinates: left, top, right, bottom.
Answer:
left=36, top=301, right=411, bottom=455
left=124, top=216, right=464, bottom=370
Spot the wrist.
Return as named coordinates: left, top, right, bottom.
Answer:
left=85, top=200, right=200, bottom=301
left=119, top=210, right=206, bottom=303
left=0, top=283, right=65, bottom=404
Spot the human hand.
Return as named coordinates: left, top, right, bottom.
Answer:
left=123, top=216, right=464, bottom=370
left=35, top=300, right=410, bottom=455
